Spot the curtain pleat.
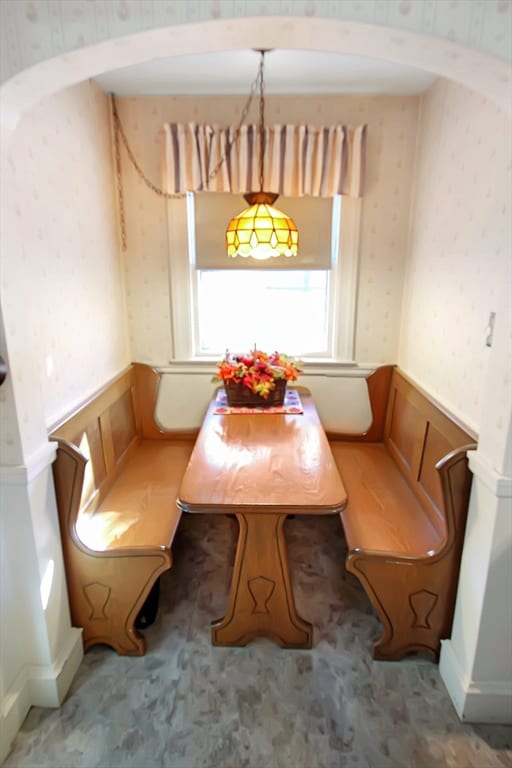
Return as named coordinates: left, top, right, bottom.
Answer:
left=162, top=122, right=366, bottom=198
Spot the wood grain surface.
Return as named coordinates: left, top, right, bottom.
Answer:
left=177, top=387, right=346, bottom=648
left=50, top=364, right=196, bottom=656
left=178, top=387, right=347, bottom=514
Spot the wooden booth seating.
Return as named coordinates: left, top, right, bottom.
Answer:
left=50, top=363, right=196, bottom=656
left=328, top=366, right=477, bottom=662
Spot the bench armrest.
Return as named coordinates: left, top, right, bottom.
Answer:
left=436, top=443, right=478, bottom=549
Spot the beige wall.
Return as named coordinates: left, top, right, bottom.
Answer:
left=0, top=79, right=130, bottom=460
left=0, top=78, right=129, bottom=758
left=117, top=93, right=420, bottom=365
left=399, top=78, right=512, bottom=437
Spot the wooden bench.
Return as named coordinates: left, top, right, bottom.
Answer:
left=329, top=366, right=477, bottom=661
left=50, top=363, right=196, bottom=656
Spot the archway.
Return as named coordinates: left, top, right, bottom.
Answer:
left=1, top=15, right=510, bottom=130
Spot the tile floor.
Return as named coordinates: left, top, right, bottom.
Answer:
left=4, top=514, right=512, bottom=768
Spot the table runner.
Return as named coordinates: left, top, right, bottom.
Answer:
left=213, top=388, right=303, bottom=415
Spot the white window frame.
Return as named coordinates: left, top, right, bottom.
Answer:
left=166, top=194, right=361, bottom=364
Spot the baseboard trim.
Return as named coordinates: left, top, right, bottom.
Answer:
left=440, top=639, right=512, bottom=724
left=30, top=628, right=84, bottom=706
left=0, top=667, right=31, bottom=766
left=0, top=628, right=83, bottom=764
left=462, top=681, right=512, bottom=724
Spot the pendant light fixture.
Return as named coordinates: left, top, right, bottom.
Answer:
left=226, top=50, right=299, bottom=261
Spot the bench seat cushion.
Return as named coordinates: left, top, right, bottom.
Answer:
left=330, top=442, right=443, bottom=556
left=77, top=439, right=194, bottom=551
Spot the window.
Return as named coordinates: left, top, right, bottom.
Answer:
left=196, top=270, right=330, bottom=355
left=167, top=193, right=361, bottom=362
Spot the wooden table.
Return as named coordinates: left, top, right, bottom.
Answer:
left=176, top=387, right=347, bottom=648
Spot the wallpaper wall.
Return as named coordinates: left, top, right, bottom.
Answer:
left=1, top=0, right=510, bottom=84
left=118, top=92, right=420, bottom=366
left=399, top=77, right=512, bottom=439
left=0, top=78, right=129, bottom=460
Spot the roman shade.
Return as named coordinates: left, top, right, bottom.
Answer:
left=193, top=192, right=334, bottom=270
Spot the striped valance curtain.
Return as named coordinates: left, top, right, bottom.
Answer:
left=162, top=123, right=366, bottom=198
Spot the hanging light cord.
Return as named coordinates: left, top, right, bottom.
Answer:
left=111, top=60, right=262, bottom=251
left=111, top=97, right=128, bottom=252
left=257, top=50, right=266, bottom=193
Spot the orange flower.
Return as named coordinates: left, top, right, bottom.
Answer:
left=212, top=349, right=303, bottom=397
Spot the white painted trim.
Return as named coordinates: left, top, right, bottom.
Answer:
left=0, top=628, right=83, bottom=764
left=167, top=196, right=194, bottom=361
left=469, top=452, right=512, bottom=499
left=154, top=361, right=379, bottom=377
left=0, top=666, right=31, bottom=765
left=0, top=441, right=56, bottom=487
left=462, top=681, right=512, bottom=725
left=30, top=628, right=83, bottom=707
left=439, top=638, right=468, bottom=720
left=334, top=196, right=361, bottom=361
left=439, top=640, right=512, bottom=724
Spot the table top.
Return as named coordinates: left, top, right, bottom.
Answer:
left=177, top=387, right=347, bottom=514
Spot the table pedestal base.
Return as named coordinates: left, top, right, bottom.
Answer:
left=212, top=513, right=312, bottom=648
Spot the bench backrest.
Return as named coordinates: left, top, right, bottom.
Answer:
left=50, top=367, right=141, bottom=513
left=49, top=363, right=198, bottom=517
left=384, top=369, right=477, bottom=540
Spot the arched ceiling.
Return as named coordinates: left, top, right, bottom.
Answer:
left=93, top=49, right=437, bottom=96
left=1, top=15, right=510, bottom=131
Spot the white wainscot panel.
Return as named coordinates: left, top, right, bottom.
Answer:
left=155, top=373, right=217, bottom=430
left=300, top=375, right=372, bottom=434
left=154, top=370, right=373, bottom=434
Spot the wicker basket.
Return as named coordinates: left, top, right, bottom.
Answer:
left=224, top=379, right=286, bottom=408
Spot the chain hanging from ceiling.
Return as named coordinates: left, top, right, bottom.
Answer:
left=110, top=63, right=260, bottom=251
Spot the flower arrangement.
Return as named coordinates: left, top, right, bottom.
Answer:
left=212, top=349, right=303, bottom=405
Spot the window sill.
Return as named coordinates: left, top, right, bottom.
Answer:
left=154, top=359, right=382, bottom=377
